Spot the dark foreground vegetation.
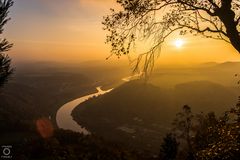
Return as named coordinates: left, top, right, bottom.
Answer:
left=13, top=129, right=145, bottom=160
left=1, top=101, right=239, bottom=160
left=160, top=104, right=240, bottom=160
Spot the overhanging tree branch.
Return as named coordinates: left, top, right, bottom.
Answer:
left=103, top=0, right=240, bottom=78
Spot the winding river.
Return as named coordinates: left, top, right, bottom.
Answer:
left=56, top=87, right=112, bottom=134
left=56, top=74, right=141, bottom=134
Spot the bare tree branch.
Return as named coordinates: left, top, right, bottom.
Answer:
left=103, top=0, right=240, bottom=78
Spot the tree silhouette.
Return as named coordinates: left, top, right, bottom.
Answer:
left=103, top=0, right=240, bottom=76
left=196, top=103, right=240, bottom=159
left=159, top=133, right=179, bottom=160
left=193, top=112, right=218, bottom=151
left=172, top=105, right=195, bottom=159
left=0, top=0, right=13, bottom=87
left=171, top=104, right=240, bottom=159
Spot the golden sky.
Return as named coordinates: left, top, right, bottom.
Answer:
left=4, top=0, right=240, bottom=64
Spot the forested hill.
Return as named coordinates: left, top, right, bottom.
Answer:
left=72, top=80, right=238, bottom=153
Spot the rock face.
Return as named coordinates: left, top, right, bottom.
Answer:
left=72, top=80, right=237, bottom=153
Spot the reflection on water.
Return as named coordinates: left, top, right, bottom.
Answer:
left=56, top=87, right=112, bottom=135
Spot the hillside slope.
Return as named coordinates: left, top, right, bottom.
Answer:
left=72, top=80, right=238, bottom=153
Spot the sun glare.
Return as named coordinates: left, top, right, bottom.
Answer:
left=174, top=39, right=184, bottom=48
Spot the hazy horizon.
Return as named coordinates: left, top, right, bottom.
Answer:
left=4, top=0, right=239, bottom=65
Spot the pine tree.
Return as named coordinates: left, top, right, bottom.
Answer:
left=0, top=0, right=13, bottom=87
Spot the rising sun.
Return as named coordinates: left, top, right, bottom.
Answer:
left=174, top=39, right=184, bottom=48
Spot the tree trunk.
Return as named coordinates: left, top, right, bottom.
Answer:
left=218, top=1, right=240, bottom=53
left=225, top=23, right=240, bottom=53
left=224, top=18, right=240, bottom=53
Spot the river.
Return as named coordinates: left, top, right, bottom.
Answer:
left=56, top=74, right=142, bottom=134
